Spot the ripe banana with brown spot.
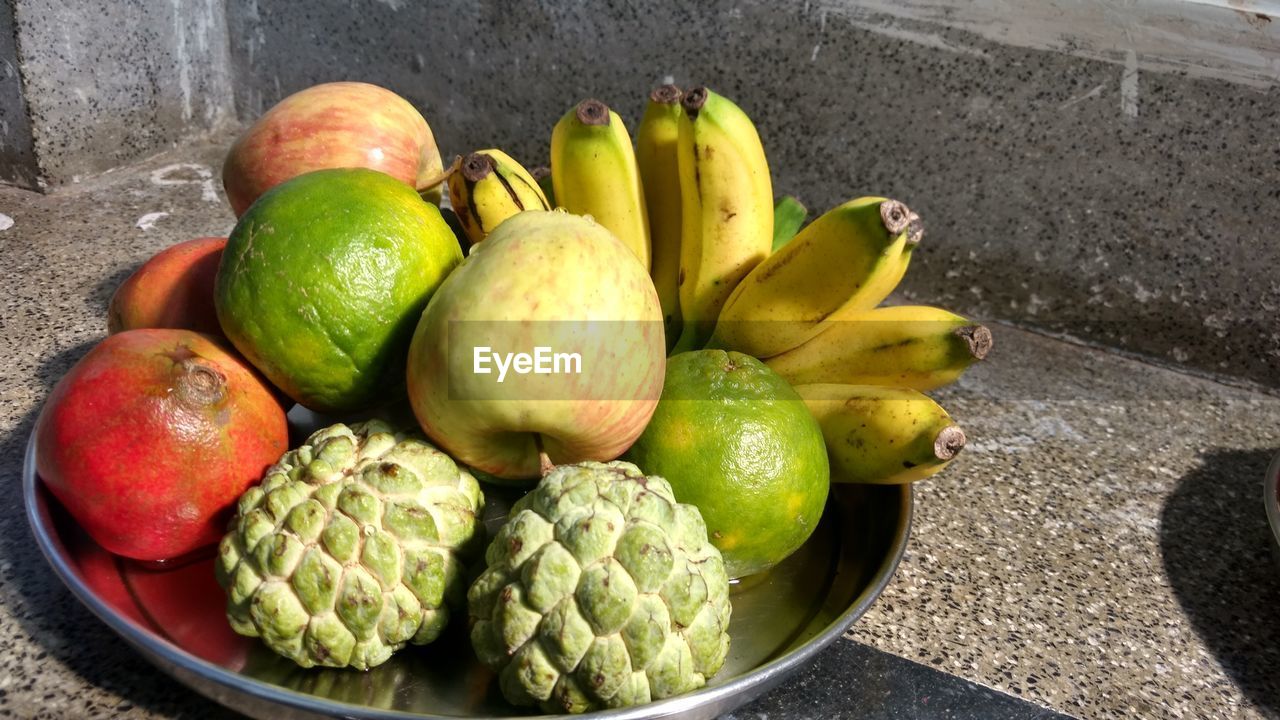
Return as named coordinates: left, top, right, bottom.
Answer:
left=670, top=86, right=774, bottom=354
left=447, top=149, right=549, bottom=246
left=550, top=99, right=650, bottom=269
left=636, top=84, right=685, bottom=351
left=795, top=383, right=965, bottom=485
left=710, top=197, right=922, bottom=359
left=766, top=305, right=992, bottom=391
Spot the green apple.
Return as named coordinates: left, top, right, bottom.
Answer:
left=407, top=211, right=665, bottom=481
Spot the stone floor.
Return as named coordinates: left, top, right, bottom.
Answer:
left=1, top=134, right=1278, bottom=719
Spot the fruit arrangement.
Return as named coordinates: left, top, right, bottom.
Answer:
left=33, top=79, right=990, bottom=714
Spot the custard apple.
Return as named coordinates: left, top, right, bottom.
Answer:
left=468, top=461, right=732, bottom=713
left=216, top=419, right=484, bottom=670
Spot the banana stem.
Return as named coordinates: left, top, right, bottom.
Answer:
left=933, top=426, right=966, bottom=461
left=460, top=152, right=495, bottom=182
left=651, top=84, right=683, bottom=105
left=879, top=200, right=912, bottom=236
left=954, top=325, right=994, bottom=360
left=682, top=86, right=709, bottom=117
left=416, top=155, right=462, bottom=198
left=575, top=99, right=611, bottom=126
left=906, top=211, right=925, bottom=245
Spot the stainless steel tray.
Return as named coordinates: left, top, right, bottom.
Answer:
left=1266, top=450, right=1280, bottom=569
left=24, top=430, right=911, bottom=719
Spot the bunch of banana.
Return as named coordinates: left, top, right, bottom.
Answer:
left=697, top=188, right=985, bottom=485
left=447, top=149, right=549, bottom=246
left=540, top=84, right=989, bottom=486
left=550, top=98, right=650, bottom=269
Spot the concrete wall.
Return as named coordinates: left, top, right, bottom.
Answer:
left=224, top=0, right=1280, bottom=391
left=2, top=0, right=234, bottom=189
left=0, top=0, right=38, bottom=188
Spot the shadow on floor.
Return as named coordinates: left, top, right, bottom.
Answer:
left=1160, top=448, right=1280, bottom=717
left=88, top=264, right=136, bottom=317
left=2, top=340, right=243, bottom=718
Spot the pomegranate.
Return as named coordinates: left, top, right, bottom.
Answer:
left=108, top=237, right=226, bottom=335
left=35, top=329, right=288, bottom=560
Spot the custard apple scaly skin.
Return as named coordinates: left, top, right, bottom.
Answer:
left=468, top=461, right=732, bottom=713
left=216, top=419, right=484, bottom=670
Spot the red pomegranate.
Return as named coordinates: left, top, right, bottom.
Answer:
left=107, top=237, right=226, bottom=336
left=35, top=329, right=288, bottom=561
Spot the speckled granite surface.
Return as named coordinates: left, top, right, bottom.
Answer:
left=848, top=327, right=1280, bottom=718
left=1, top=135, right=1278, bottom=719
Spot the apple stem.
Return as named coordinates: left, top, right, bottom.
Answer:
left=534, top=434, right=556, bottom=477
left=417, top=155, right=462, bottom=197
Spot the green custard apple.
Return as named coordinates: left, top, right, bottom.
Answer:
left=216, top=419, right=484, bottom=670
left=468, top=461, right=732, bottom=713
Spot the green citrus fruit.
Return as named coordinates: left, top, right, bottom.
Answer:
left=215, top=168, right=461, bottom=414
left=625, top=349, right=829, bottom=578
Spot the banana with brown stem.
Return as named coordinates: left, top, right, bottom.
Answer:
left=710, top=197, right=922, bottom=359
left=796, top=383, right=965, bottom=484
left=670, top=87, right=774, bottom=353
left=766, top=305, right=992, bottom=390
left=636, top=84, right=685, bottom=351
left=447, top=149, right=549, bottom=246
left=550, top=99, right=650, bottom=269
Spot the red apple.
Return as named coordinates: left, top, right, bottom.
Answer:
left=222, top=82, right=444, bottom=216
left=108, top=236, right=225, bottom=335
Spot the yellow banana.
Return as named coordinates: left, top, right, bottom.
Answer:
left=795, top=384, right=965, bottom=485
left=766, top=305, right=992, bottom=390
left=636, top=84, right=684, bottom=351
left=710, top=197, right=922, bottom=359
left=671, top=87, right=774, bottom=354
left=550, top=99, right=650, bottom=268
left=447, top=149, right=549, bottom=246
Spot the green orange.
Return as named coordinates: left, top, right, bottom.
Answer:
left=215, top=168, right=461, bottom=413
left=625, top=350, right=829, bottom=578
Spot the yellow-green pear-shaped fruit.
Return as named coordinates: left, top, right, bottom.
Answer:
left=407, top=211, right=666, bottom=481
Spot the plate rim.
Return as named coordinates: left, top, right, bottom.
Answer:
left=23, top=428, right=912, bottom=720
left=1265, top=450, right=1280, bottom=555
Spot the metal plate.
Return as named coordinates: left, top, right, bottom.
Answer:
left=1266, top=451, right=1280, bottom=569
left=24, top=430, right=911, bottom=720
